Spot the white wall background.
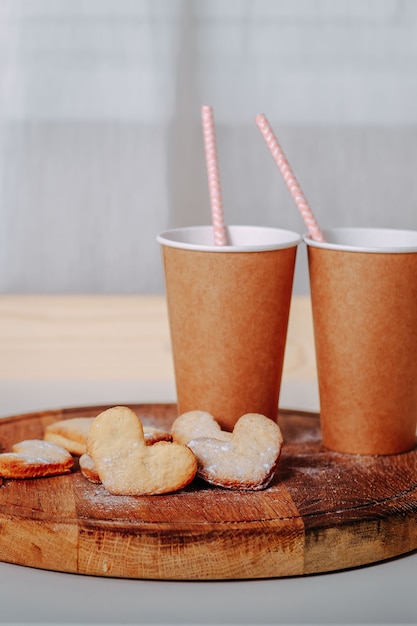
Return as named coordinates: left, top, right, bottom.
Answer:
left=0, top=0, right=416, bottom=293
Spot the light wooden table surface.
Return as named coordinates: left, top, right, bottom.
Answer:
left=0, top=294, right=317, bottom=382
left=0, top=294, right=320, bottom=416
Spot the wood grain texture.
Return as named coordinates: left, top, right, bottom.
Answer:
left=0, top=295, right=317, bottom=382
left=0, top=403, right=416, bottom=580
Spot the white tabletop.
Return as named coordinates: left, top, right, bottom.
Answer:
left=0, top=379, right=415, bottom=626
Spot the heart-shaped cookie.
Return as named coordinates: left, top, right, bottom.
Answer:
left=87, top=406, right=197, bottom=495
left=79, top=453, right=101, bottom=484
left=177, top=412, right=283, bottom=490
left=171, top=410, right=232, bottom=446
left=0, top=439, right=74, bottom=479
left=79, top=425, right=174, bottom=485
left=45, top=417, right=95, bottom=455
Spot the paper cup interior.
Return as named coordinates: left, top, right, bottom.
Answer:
left=157, top=225, right=301, bottom=252
left=304, top=227, right=417, bottom=253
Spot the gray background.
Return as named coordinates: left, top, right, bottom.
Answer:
left=1, top=0, right=416, bottom=294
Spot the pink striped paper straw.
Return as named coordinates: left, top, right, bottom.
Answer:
left=255, top=114, right=325, bottom=242
left=201, top=105, right=228, bottom=246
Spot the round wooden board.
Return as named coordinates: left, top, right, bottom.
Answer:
left=0, top=403, right=416, bottom=580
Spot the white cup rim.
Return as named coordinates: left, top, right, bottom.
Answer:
left=157, top=225, right=302, bottom=252
left=303, top=227, right=417, bottom=253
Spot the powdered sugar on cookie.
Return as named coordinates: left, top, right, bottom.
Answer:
left=172, top=412, right=283, bottom=490
left=0, top=439, right=74, bottom=479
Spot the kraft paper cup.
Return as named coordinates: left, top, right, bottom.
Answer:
left=304, top=227, right=417, bottom=455
left=157, top=225, right=301, bottom=431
